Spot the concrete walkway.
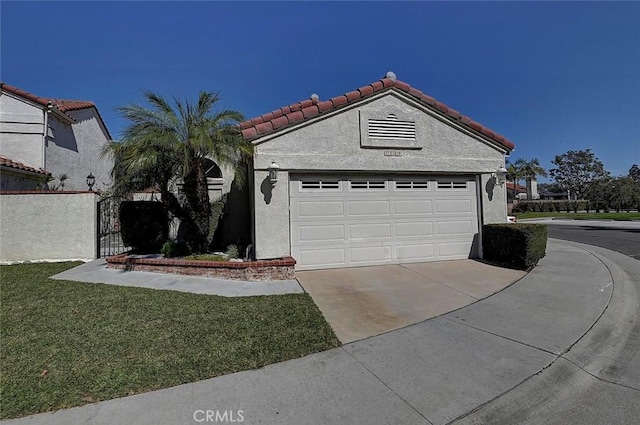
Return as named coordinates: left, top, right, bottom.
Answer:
left=50, top=258, right=304, bottom=297
left=6, top=239, right=640, bottom=425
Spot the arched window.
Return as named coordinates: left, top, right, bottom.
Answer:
left=203, top=159, right=222, bottom=179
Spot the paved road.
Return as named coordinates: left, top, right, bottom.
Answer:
left=527, top=219, right=640, bottom=260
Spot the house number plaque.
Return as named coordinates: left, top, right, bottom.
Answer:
left=384, top=151, right=402, bottom=157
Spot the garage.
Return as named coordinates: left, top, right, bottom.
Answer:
left=290, top=174, right=479, bottom=270
left=241, top=72, right=514, bottom=268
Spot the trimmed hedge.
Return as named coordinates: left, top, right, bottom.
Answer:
left=482, top=223, right=547, bottom=270
left=119, top=201, right=168, bottom=253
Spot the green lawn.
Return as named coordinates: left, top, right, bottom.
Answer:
left=0, top=262, right=340, bottom=419
left=515, top=212, right=640, bottom=220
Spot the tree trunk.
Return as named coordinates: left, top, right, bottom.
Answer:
left=182, top=159, right=211, bottom=253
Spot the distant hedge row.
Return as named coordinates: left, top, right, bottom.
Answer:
left=512, top=199, right=639, bottom=214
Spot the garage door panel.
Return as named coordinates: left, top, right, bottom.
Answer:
left=296, top=224, right=345, bottom=242
left=396, top=243, right=435, bottom=261
left=395, top=221, right=433, bottom=237
left=349, top=246, right=392, bottom=263
left=436, top=199, right=472, bottom=213
left=348, top=200, right=391, bottom=216
left=438, top=241, right=474, bottom=258
left=297, top=201, right=344, bottom=218
left=298, top=248, right=346, bottom=266
left=349, top=223, right=391, bottom=240
left=437, top=220, right=474, bottom=235
left=290, top=175, right=478, bottom=270
left=394, top=199, right=433, bottom=215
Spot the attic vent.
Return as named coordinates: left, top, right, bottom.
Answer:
left=368, top=116, right=416, bottom=141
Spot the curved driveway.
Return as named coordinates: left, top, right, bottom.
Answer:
left=8, top=238, right=639, bottom=425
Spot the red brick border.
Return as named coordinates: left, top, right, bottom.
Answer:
left=106, top=254, right=296, bottom=281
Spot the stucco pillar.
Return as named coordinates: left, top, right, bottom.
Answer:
left=253, top=169, right=290, bottom=259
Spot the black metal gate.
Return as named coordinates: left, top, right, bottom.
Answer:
left=97, top=196, right=131, bottom=257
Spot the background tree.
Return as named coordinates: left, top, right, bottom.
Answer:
left=109, top=90, right=252, bottom=252
left=549, top=149, right=608, bottom=200
left=629, top=164, right=640, bottom=183
left=506, top=158, right=526, bottom=200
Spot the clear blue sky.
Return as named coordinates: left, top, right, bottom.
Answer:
left=2, top=1, right=638, bottom=179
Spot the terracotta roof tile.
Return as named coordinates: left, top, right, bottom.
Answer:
left=0, top=155, right=51, bottom=176
left=239, top=74, right=515, bottom=151
left=1, top=83, right=95, bottom=113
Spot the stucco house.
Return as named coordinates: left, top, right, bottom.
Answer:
left=0, top=83, right=112, bottom=191
left=240, top=72, right=515, bottom=270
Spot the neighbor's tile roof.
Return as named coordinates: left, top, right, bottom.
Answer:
left=0, top=155, right=51, bottom=176
left=240, top=75, right=515, bottom=151
left=0, top=82, right=96, bottom=112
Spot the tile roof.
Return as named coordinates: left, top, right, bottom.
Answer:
left=0, top=155, right=51, bottom=176
left=0, top=82, right=96, bottom=112
left=239, top=73, right=515, bottom=151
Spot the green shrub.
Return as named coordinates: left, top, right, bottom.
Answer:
left=119, top=201, right=168, bottom=253
left=161, top=241, right=192, bottom=258
left=483, top=223, right=547, bottom=270
left=225, top=244, right=240, bottom=259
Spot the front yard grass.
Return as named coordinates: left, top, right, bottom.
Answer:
left=515, top=212, right=640, bottom=220
left=0, top=262, right=340, bottom=420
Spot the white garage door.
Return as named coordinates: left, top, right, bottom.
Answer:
left=290, top=175, right=479, bottom=270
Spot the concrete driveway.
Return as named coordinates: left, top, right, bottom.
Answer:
left=297, top=260, right=526, bottom=343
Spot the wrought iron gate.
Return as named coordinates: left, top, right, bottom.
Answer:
left=97, top=196, right=131, bottom=257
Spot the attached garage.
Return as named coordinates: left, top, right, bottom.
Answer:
left=290, top=174, right=478, bottom=270
left=241, top=72, right=515, bottom=270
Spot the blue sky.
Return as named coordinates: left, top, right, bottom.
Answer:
left=2, top=1, right=638, bottom=179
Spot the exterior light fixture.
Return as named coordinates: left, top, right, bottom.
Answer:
left=268, top=160, right=280, bottom=186
left=494, top=166, right=508, bottom=187
left=86, top=173, right=95, bottom=191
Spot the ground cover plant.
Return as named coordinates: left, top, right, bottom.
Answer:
left=0, top=262, right=340, bottom=419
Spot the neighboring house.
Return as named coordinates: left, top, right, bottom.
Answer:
left=0, top=82, right=113, bottom=191
left=240, top=72, right=515, bottom=270
left=506, top=181, right=527, bottom=201
left=0, top=155, right=51, bottom=191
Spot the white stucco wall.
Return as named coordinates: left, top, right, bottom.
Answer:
left=0, top=192, right=98, bottom=262
left=252, top=90, right=509, bottom=260
left=0, top=93, right=45, bottom=168
left=1, top=91, right=113, bottom=192
left=46, top=108, right=112, bottom=191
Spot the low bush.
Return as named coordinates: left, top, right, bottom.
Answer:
left=161, top=241, right=192, bottom=258
left=483, top=223, right=547, bottom=270
left=119, top=201, right=168, bottom=253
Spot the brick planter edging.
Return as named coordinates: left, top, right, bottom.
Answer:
left=105, top=254, right=296, bottom=281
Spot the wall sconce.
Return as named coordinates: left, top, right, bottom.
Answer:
left=268, top=160, right=280, bottom=186
left=494, top=166, right=508, bottom=187
left=86, top=173, right=95, bottom=191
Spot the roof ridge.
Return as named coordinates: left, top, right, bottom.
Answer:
left=239, top=75, right=514, bottom=151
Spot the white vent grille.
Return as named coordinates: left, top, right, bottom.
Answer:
left=368, top=115, right=416, bottom=141
left=395, top=180, right=429, bottom=190
left=301, top=180, right=340, bottom=190
left=350, top=180, right=387, bottom=190
left=437, top=181, right=467, bottom=190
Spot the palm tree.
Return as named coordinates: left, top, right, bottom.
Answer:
left=108, top=90, right=252, bottom=252
left=506, top=158, right=526, bottom=201
left=520, top=158, right=547, bottom=200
